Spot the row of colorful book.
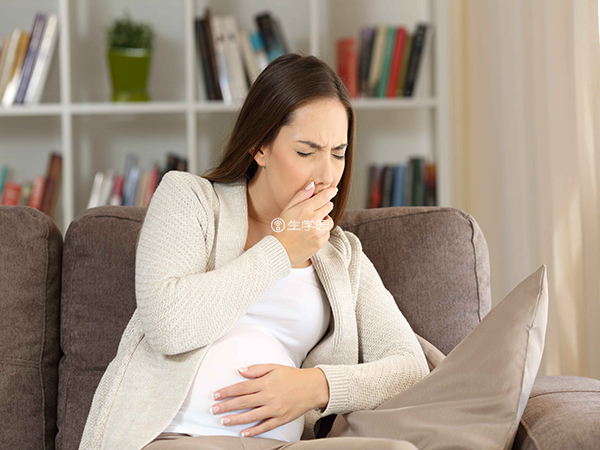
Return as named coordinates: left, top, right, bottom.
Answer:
left=0, top=151, right=188, bottom=221
left=338, top=22, right=433, bottom=98
left=86, top=153, right=187, bottom=209
left=0, top=152, right=62, bottom=219
left=0, top=12, right=59, bottom=107
left=195, top=7, right=288, bottom=103
left=367, top=157, right=437, bottom=208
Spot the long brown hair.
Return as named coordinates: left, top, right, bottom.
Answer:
left=201, top=51, right=355, bottom=228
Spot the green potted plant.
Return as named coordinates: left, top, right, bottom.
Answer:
left=106, top=11, right=155, bottom=102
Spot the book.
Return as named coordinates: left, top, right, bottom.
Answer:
left=108, top=174, right=124, bottom=206
left=2, top=30, right=30, bottom=107
left=367, top=164, right=384, bottom=208
left=336, top=37, right=358, bottom=98
left=28, top=175, right=45, bottom=209
left=358, top=27, right=375, bottom=97
left=195, top=16, right=218, bottom=101
left=0, top=35, right=12, bottom=97
left=367, top=25, right=387, bottom=97
left=23, top=13, right=59, bottom=105
left=255, top=12, right=285, bottom=62
left=380, top=165, right=395, bottom=207
left=135, top=170, right=148, bottom=207
left=425, top=161, right=437, bottom=206
left=15, top=13, right=47, bottom=104
left=391, top=165, right=407, bottom=206
left=203, top=8, right=223, bottom=101
left=387, top=27, right=407, bottom=97
left=0, top=30, right=22, bottom=101
left=39, top=152, right=62, bottom=218
left=403, top=24, right=428, bottom=97
left=0, top=180, right=21, bottom=205
left=210, top=15, right=232, bottom=103
left=376, top=26, right=397, bottom=98
left=397, top=32, right=413, bottom=96
left=413, top=23, right=435, bottom=98
left=222, top=15, right=248, bottom=101
left=409, top=157, right=425, bottom=205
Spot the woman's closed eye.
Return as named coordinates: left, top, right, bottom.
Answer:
left=297, top=152, right=345, bottom=160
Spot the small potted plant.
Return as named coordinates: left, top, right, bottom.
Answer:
left=106, top=11, right=155, bottom=102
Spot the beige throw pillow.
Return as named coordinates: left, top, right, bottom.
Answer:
left=327, top=264, right=548, bottom=450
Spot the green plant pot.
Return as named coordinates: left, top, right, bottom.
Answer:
left=107, top=48, right=151, bottom=102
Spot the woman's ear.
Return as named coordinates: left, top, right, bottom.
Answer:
left=252, top=144, right=271, bottom=169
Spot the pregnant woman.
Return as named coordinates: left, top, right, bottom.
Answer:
left=79, top=53, right=430, bottom=450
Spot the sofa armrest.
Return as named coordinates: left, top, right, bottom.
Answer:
left=513, top=375, right=600, bottom=449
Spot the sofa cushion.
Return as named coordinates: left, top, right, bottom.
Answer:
left=326, top=264, right=548, bottom=450
left=513, top=375, right=600, bottom=449
left=0, top=206, right=62, bottom=450
left=58, top=205, right=144, bottom=450
left=339, top=207, right=492, bottom=356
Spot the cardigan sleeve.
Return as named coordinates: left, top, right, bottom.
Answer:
left=135, top=171, right=292, bottom=356
left=313, top=231, right=430, bottom=417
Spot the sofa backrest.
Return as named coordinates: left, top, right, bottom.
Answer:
left=338, top=206, right=491, bottom=356
left=58, top=206, right=142, bottom=450
left=0, top=206, right=62, bottom=450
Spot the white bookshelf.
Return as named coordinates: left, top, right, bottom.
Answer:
left=0, top=0, right=451, bottom=236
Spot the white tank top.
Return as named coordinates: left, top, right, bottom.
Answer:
left=162, top=263, right=331, bottom=442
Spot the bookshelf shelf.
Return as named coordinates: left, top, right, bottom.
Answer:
left=351, top=97, right=438, bottom=110
left=70, top=102, right=189, bottom=115
left=0, top=103, right=63, bottom=116
left=0, top=0, right=451, bottom=236
left=0, top=97, right=439, bottom=117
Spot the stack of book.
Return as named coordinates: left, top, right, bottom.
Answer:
left=337, top=23, right=433, bottom=98
left=0, top=152, right=62, bottom=219
left=0, top=12, right=59, bottom=107
left=85, top=152, right=188, bottom=209
left=367, top=157, right=436, bottom=208
left=195, top=7, right=288, bottom=103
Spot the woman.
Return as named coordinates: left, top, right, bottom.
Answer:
left=79, top=53, right=429, bottom=450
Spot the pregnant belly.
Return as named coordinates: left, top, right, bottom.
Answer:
left=166, top=322, right=304, bottom=442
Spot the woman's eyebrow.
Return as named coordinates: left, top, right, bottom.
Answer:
left=296, top=140, right=348, bottom=150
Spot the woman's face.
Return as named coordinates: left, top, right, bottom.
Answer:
left=254, top=98, right=348, bottom=212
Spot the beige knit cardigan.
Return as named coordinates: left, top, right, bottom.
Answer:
left=78, top=170, right=431, bottom=450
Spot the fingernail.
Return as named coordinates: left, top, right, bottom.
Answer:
left=242, top=431, right=249, bottom=437
left=213, top=392, right=221, bottom=400
left=210, top=406, right=220, bottom=414
left=305, top=181, right=314, bottom=191
left=221, top=417, right=231, bottom=425
left=238, top=366, right=248, bottom=373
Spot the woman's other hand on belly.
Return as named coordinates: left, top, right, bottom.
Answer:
left=209, top=364, right=329, bottom=437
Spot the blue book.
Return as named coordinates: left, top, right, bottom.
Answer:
left=391, top=164, right=406, bottom=206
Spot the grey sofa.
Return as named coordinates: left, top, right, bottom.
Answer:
left=1, top=203, right=599, bottom=450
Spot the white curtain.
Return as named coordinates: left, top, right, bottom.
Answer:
left=449, top=0, right=600, bottom=379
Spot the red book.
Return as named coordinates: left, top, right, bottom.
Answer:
left=28, top=175, right=46, bottom=209
left=109, top=174, right=124, bottom=206
left=387, top=27, right=407, bottom=97
left=40, top=152, right=62, bottom=218
left=336, top=37, right=358, bottom=98
left=368, top=165, right=383, bottom=208
left=1, top=181, right=21, bottom=205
